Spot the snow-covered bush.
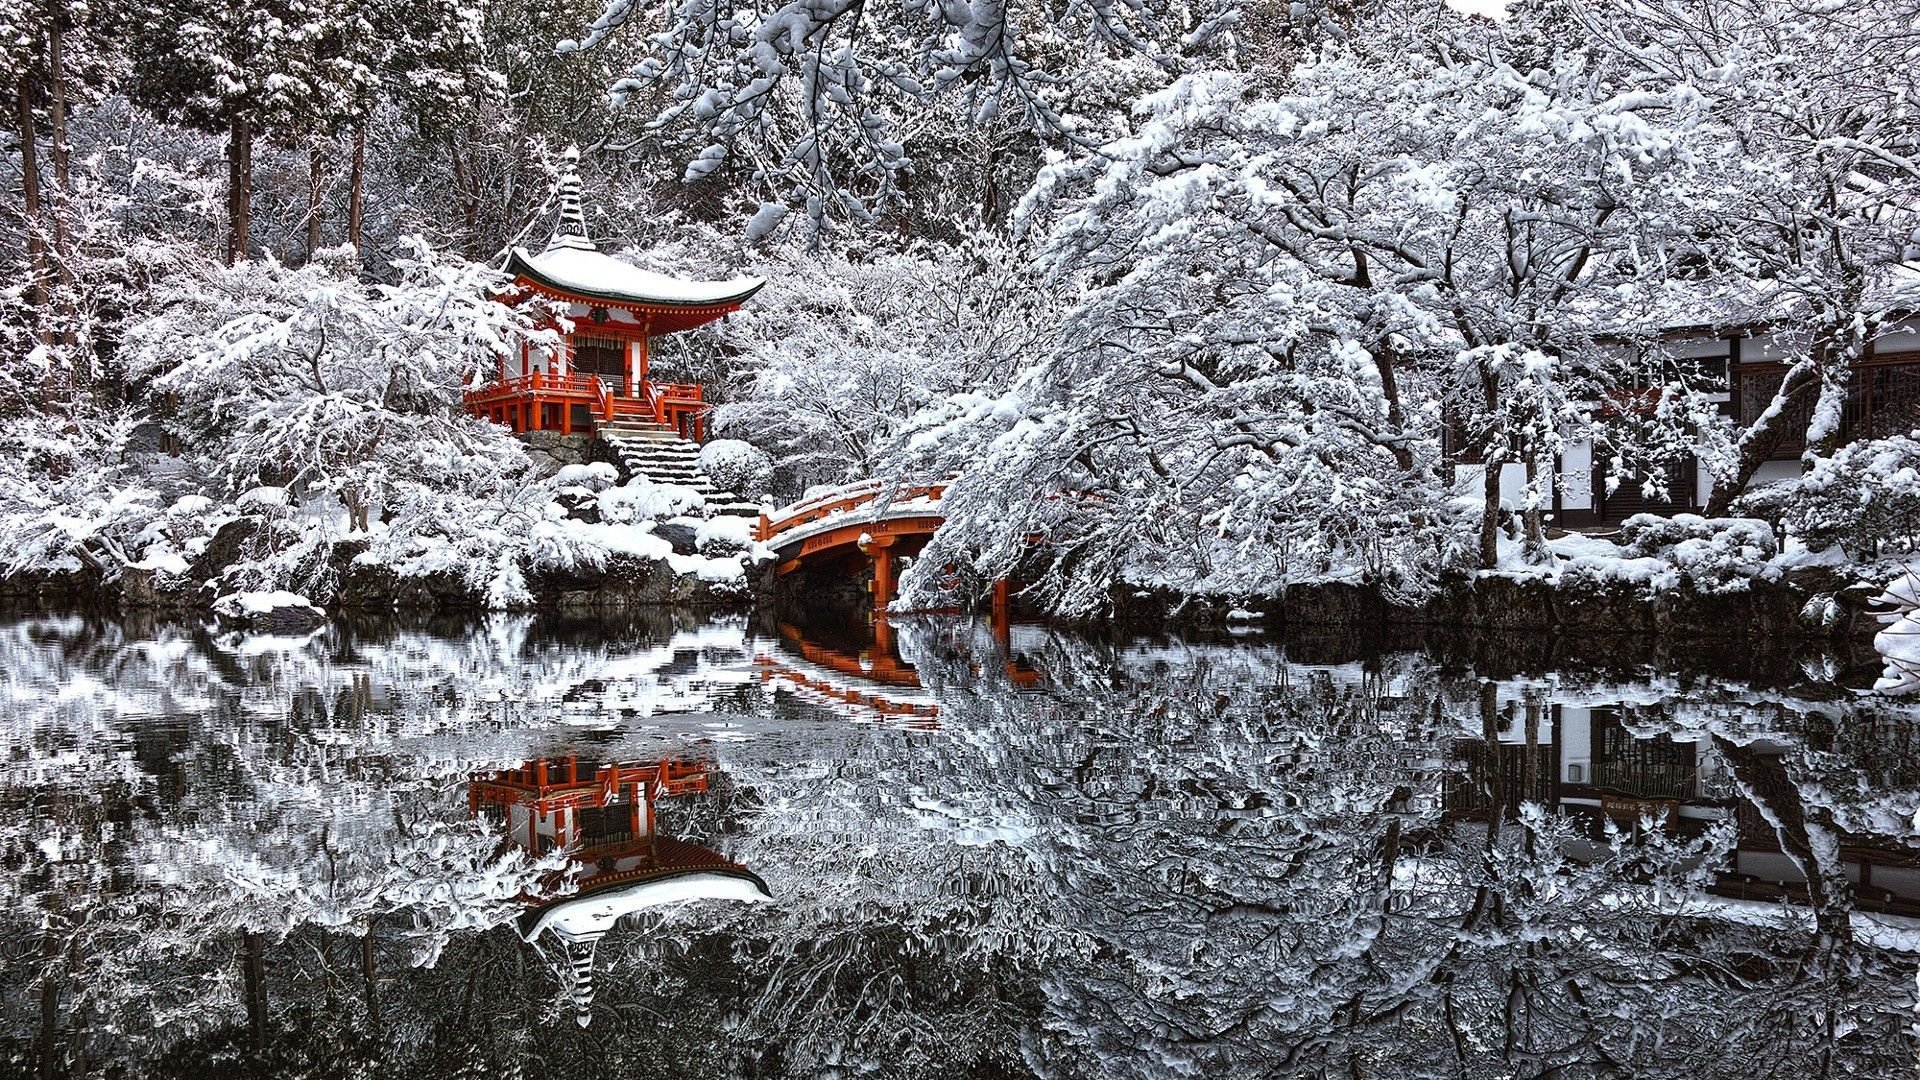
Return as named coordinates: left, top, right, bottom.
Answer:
left=694, top=515, right=754, bottom=557
left=699, top=439, right=773, bottom=501
left=1619, top=514, right=1778, bottom=593
left=127, top=242, right=554, bottom=533
left=0, top=411, right=162, bottom=578
left=1741, top=435, right=1920, bottom=559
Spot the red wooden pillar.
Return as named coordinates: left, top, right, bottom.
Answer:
left=866, top=537, right=897, bottom=612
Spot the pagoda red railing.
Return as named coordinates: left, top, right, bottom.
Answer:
left=464, top=371, right=707, bottom=435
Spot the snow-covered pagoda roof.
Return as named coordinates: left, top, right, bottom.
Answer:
left=519, top=866, right=771, bottom=942
left=506, top=244, right=764, bottom=311
left=507, top=146, right=763, bottom=327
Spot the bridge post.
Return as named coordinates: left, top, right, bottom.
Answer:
left=869, top=544, right=895, bottom=612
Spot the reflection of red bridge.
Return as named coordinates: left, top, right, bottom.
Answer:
left=752, top=620, right=1044, bottom=725
left=756, top=481, right=1011, bottom=614
left=755, top=622, right=943, bottom=724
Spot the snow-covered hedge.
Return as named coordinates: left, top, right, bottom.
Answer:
left=1620, top=514, right=1778, bottom=594
left=698, top=439, right=773, bottom=501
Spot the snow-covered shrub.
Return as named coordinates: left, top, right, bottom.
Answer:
left=1741, top=435, right=1920, bottom=559
left=0, top=410, right=165, bottom=578
left=1619, top=514, right=1777, bottom=593
left=699, top=439, right=773, bottom=500
left=695, top=515, right=754, bottom=557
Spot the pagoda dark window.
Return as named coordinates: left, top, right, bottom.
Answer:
left=572, top=334, right=628, bottom=390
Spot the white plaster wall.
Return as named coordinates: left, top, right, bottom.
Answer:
left=1559, top=441, right=1593, bottom=510
left=1451, top=463, right=1532, bottom=510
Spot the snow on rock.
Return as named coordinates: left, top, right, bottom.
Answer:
left=235, top=486, right=290, bottom=510
left=213, top=590, right=327, bottom=633
left=553, top=462, right=619, bottom=492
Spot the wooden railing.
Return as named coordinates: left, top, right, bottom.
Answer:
left=757, top=481, right=948, bottom=543
left=463, top=370, right=598, bottom=405
left=463, top=371, right=708, bottom=435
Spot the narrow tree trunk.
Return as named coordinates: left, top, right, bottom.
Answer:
left=360, top=932, right=380, bottom=1031
left=46, top=20, right=69, bottom=259
left=446, top=136, right=477, bottom=253
left=242, top=931, right=267, bottom=1052
left=1480, top=447, right=1505, bottom=570
left=45, top=19, right=81, bottom=396
left=37, top=934, right=59, bottom=1080
left=1371, top=339, right=1416, bottom=472
left=347, top=123, right=366, bottom=251
left=306, top=143, right=324, bottom=261
left=15, top=75, right=45, bottom=314
left=1521, top=452, right=1549, bottom=561
left=226, top=112, right=254, bottom=266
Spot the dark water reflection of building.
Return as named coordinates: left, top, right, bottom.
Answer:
left=1446, top=702, right=1920, bottom=918
left=469, top=756, right=769, bottom=1024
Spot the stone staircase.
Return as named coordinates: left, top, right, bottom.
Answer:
left=596, top=417, right=761, bottom=518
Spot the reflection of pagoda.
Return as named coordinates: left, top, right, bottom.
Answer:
left=470, top=757, right=769, bottom=1024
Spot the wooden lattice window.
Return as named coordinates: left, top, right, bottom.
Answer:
left=572, top=334, right=628, bottom=385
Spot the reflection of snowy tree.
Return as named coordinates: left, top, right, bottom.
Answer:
left=0, top=611, right=762, bottom=1073
left=4, top=613, right=1919, bottom=1074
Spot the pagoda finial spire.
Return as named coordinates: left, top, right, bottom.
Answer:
left=546, top=146, right=596, bottom=253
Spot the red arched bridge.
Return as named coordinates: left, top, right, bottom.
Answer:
left=755, top=480, right=1009, bottom=614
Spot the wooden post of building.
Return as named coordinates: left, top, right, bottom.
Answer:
left=991, top=578, right=1011, bottom=627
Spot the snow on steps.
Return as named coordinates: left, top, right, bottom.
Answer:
left=596, top=419, right=760, bottom=518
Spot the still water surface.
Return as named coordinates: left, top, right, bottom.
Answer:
left=1, top=611, right=1917, bottom=1077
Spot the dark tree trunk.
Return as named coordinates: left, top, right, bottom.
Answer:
left=1479, top=447, right=1504, bottom=570
left=446, top=136, right=477, bottom=253
left=360, top=933, right=380, bottom=1031
left=16, top=74, right=44, bottom=312
left=1371, top=338, right=1416, bottom=472
left=1478, top=364, right=1504, bottom=569
left=46, top=20, right=68, bottom=254
left=1703, top=359, right=1820, bottom=515
left=226, top=113, right=254, bottom=266
left=242, top=931, right=268, bottom=1051
left=348, top=124, right=366, bottom=251
left=306, top=143, right=324, bottom=261
left=45, top=19, right=81, bottom=394
left=1712, top=737, right=1854, bottom=946
left=37, top=934, right=58, bottom=1080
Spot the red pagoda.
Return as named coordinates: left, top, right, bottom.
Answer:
left=464, top=147, right=764, bottom=441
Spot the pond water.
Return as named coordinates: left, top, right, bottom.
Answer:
left=1, top=611, right=1917, bottom=1077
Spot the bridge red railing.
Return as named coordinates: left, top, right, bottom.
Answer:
left=756, top=481, right=948, bottom=544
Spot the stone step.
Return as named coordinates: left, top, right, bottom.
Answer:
left=594, top=427, right=759, bottom=518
